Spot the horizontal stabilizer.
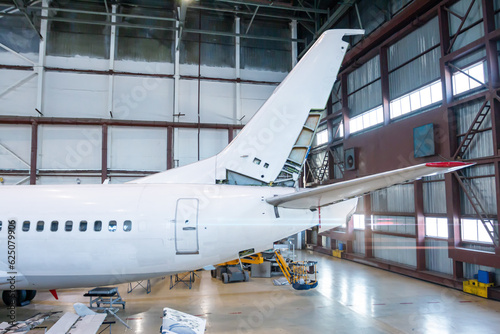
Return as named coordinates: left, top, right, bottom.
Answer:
left=266, top=162, right=473, bottom=209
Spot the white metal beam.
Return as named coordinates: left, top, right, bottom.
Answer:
left=235, top=16, right=242, bottom=124
left=0, top=72, right=37, bottom=99
left=290, top=19, right=298, bottom=68
left=35, top=0, right=49, bottom=115
left=107, top=4, right=117, bottom=118
left=0, top=42, right=37, bottom=66
left=0, top=142, right=31, bottom=167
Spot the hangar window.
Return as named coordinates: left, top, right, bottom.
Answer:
left=36, top=221, right=44, bottom=232
left=452, top=62, right=485, bottom=96
left=109, top=220, right=117, bottom=232
left=124, top=220, right=132, bottom=232
left=350, top=106, right=383, bottom=134
left=65, top=221, right=73, bottom=232
left=390, top=81, right=442, bottom=119
left=425, top=217, right=448, bottom=238
left=22, top=221, right=30, bottom=232
left=79, top=221, right=88, bottom=232
left=94, top=221, right=102, bottom=232
left=461, top=218, right=495, bottom=244
left=353, top=214, right=365, bottom=230
left=51, top=221, right=59, bottom=232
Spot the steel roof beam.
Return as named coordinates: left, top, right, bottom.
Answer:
left=11, top=0, right=43, bottom=39
left=39, top=15, right=305, bottom=43
left=40, top=6, right=176, bottom=22
left=189, top=3, right=315, bottom=22
left=214, top=0, right=328, bottom=14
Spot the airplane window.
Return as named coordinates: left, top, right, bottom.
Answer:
left=22, top=221, right=30, bottom=232
left=51, top=221, right=58, bottom=232
left=94, top=220, right=102, bottom=232
left=123, top=220, right=132, bottom=232
left=109, top=220, right=117, bottom=232
left=79, top=220, right=88, bottom=232
left=0, top=221, right=2, bottom=231
left=36, top=221, right=44, bottom=232
left=65, top=221, right=73, bottom=232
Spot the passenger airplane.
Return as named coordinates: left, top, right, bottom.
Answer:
left=0, top=29, right=471, bottom=306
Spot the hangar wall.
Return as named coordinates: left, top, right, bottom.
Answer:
left=0, top=1, right=293, bottom=185
left=306, top=0, right=500, bottom=293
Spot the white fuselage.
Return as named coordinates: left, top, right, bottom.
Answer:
left=0, top=183, right=356, bottom=290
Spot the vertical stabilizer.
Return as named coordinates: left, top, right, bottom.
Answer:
left=214, top=29, right=364, bottom=184
left=131, top=29, right=363, bottom=185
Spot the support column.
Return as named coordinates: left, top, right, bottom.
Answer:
left=35, top=0, right=49, bottom=116
left=414, top=179, right=426, bottom=271
left=380, top=46, right=390, bottom=125
left=101, top=124, right=108, bottom=183
left=29, top=121, right=38, bottom=185
left=482, top=0, right=499, bottom=89
left=235, top=16, right=242, bottom=124
left=364, top=194, right=373, bottom=258
left=290, top=19, right=298, bottom=67
left=173, top=19, right=181, bottom=167
left=341, top=73, right=350, bottom=139
left=167, top=126, right=173, bottom=170
left=107, top=4, right=117, bottom=117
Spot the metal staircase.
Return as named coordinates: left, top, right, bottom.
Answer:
left=274, top=111, right=322, bottom=186
left=454, top=171, right=499, bottom=246
left=453, top=101, right=491, bottom=160
left=316, top=150, right=330, bottom=181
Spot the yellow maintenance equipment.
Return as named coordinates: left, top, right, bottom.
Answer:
left=274, top=249, right=318, bottom=290
left=216, top=253, right=264, bottom=266
left=463, top=279, right=494, bottom=298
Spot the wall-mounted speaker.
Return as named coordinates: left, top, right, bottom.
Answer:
left=344, top=148, right=356, bottom=171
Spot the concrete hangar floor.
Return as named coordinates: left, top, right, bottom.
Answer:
left=1, top=251, right=500, bottom=333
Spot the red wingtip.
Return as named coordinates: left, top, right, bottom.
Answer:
left=425, top=162, right=473, bottom=168
left=49, top=289, right=58, bottom=300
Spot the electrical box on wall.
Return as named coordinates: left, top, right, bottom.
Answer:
left=413, top=123, right=435, bottom=158
left=344, top=148, right=356, bottom=171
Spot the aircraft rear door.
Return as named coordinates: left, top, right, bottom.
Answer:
left=175, top=198, right=200, bottom=254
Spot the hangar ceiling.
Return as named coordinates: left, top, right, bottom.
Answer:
left=0, top=0, right=354, bottom=55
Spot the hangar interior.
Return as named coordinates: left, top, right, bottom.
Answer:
left=1, top=0, right=500, bottom=332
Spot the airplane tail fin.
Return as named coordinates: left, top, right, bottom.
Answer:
left=131, top=29, right=363, bottom=185
left=214, top=29, right=364, bottom=185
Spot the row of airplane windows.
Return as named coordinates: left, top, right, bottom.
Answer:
left=0, top=220, right=132, bottom=232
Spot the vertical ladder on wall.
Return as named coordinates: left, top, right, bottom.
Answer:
left=453, top=101, right=491, bottom=160
left=316, top=150, right=330, bottom=182
left=454, top=171, right=499, bottom=246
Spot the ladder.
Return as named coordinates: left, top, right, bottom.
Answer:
left=316, top=151, right=330, bottom=182
left=453, top=101, right=491, bottom=160
left=454, top=171, right=498, bottom=246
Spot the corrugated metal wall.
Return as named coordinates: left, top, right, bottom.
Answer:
left=455, top=100, right=494, bottom=160
left=373, top=234, right=417, bottom=267
left=353, top=230, right=365, bottom=254
left=388, top=17, right=441, bottom=99
left=423, top=175, right=447, bottom=214
left=372, top=215, right=416, bottom=235
left=425, top=239, right=453, bottom=275
left=347, top=55, right=381, bottom=116
left=460, top=164, right=497, bottom=215
left=449, top=0, right=484, bottom=52
left=371, top=183, right=415, bottom=213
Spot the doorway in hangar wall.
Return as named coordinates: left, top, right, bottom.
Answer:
left=175, top=198, right=200, bottom=254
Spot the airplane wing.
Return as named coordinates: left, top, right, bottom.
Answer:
left=0, top=312, right=58, bottom=333
left=266, top=162, right=473, bottom=209
left=161, top=307, right=206, bottom=334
